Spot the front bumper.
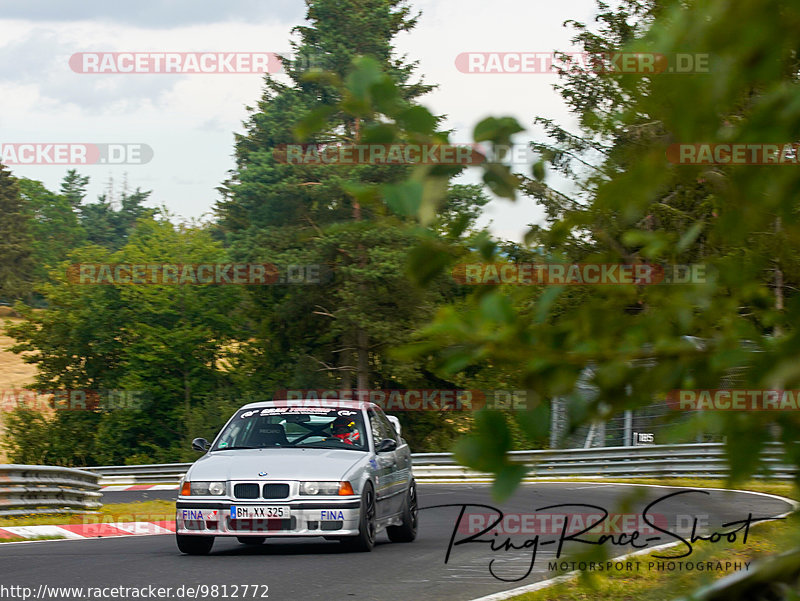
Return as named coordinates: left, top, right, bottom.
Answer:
left=176, top=499, right=361, bottom=537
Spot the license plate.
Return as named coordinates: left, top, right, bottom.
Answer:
left=231, top=505, right=290, bottom=519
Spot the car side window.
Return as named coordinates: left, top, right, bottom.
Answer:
left=368, top=410, right=391, bottom=446
left=375, top=409, right=399, bottom=442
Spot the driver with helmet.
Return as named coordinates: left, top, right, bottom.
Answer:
left=329, top=416, right=361, bottom=446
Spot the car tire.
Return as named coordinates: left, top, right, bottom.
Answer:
left=340, top=482, right=376, bottom=552
left=237, top=537, right=266, bottom=545
left=387, top=480, right=417, bottom=543
left=176, top=534, right=214, bottom=555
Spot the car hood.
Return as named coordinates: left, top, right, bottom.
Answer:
left=187, top=447, right=368, bottom=482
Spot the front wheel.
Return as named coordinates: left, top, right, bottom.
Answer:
left=176, top=534, right=214, bottom=555
left=340, top=482, right=376, bottom=552
left=387, top=481, right=417, bottom=543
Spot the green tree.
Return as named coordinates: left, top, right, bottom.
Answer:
left=0, top=163, right=35, bottom=302
left=18, top=177, right=87, bottom=285
left=4, top=215, right=247, bottom=465
left=80, top=187, right=154, bottom=251
left=290, top=0, right=800, bottom=509
left=215, top=0, right=470, bottom=409
left=60, top=169, right=90, bottom=210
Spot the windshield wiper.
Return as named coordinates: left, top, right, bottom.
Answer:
left=212, top=445, right=259, bottom=451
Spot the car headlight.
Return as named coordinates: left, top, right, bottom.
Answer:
left=182, top=481, right=226, bottom=496
left=299, top=481, right=341, bottom=496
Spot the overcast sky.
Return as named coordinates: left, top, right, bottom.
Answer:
left=0, top=0, right=598, bottom=242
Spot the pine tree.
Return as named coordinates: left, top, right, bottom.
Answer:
left=0, top=163, right=35, bottom=301
left=60, top=169, right=90, bottom=210
left=80, top=187, right=154, bottom=250
left=215, top=0, right=467, bottom=398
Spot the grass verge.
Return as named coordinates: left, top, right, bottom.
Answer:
left=510, top=483, right=799, bottom=601
left=0, top=500, right=175, bottom=527
left=0, top=535, right=66, bottom=543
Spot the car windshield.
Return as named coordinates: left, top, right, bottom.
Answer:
left=211, top=406, right=367, bottom=451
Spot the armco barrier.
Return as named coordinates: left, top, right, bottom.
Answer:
left=0, top=465, right=102, bottom=516
left=86, top=443, right=797, bottom=485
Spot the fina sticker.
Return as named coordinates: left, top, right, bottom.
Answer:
left=181, top=509, right=217, bottom=520
left=321, top=510, right=344, bottom=520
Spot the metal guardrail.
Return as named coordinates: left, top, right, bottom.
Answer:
left=93, top=463, right=192, bottom=486
left=0, top=465, right=102, bottom=516
left=86, top=443, right=797, bottom=485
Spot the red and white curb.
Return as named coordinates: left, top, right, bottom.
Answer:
left=100, top=484, right=178, bottom=492
left=0, top=521, right=176, bottom=540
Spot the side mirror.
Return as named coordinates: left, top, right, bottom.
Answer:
left=191, top=437, right=211, bottom=452
left=386, top=415, right=401, bottom=436
left=376, top=438, right=397, bottom=453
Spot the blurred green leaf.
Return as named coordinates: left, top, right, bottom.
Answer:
left=345, top=56, right=385, bottom=102
left=294, top=106, right=337, bottom=141
left=361, top=123, right=397, bottom=144
left=532, top=160, right=546, bottom=181
left=492, top=463, right=528, bottom=502
left=397, top=106, right=438, bottom=135
left=474, top=116, right=525, bottom=145
left=383, top=181, right=423, bottom=216
left=482, top=163, right=519, bottom=199
left=479, top=292, right=515, bottom=324
left=406, top=238, right=453, bottom=286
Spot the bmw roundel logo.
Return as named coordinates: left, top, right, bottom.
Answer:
left=258, top=471, right=268, bottom=477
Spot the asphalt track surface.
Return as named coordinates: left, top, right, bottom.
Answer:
left=0, top=483, right=793, bottom=601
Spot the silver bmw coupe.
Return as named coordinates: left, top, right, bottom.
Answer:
left=175, top=400, right=417, bottom=554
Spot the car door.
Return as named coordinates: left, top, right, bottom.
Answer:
left=379, top=410, right=412, bottom=511
left=368, top=409, right=398, bottom=519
